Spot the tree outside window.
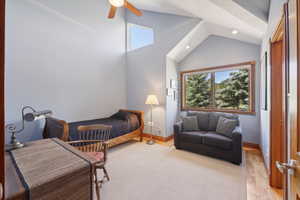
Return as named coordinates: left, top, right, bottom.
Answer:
left=181, top=62, right=255, bottom=114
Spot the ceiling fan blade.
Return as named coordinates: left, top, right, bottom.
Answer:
left=124, top=1, right=142, bottom=16
left=108, top=6, right=117, bottom=19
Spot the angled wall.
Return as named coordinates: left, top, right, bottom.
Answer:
left=126, top=10, right=199, bottom=137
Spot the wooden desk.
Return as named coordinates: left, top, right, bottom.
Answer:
left=5, top=139, right=97, bottom=200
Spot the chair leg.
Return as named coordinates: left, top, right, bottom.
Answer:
left=103, top=166, right=110, bottom=181
left=94, top=168, right=100, bottom=200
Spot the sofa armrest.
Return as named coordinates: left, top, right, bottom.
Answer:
left=174, top=121, right=183, bottom=148
left=174, top=121, right=183, bottom=134
left=232, top=126, right=242, bottom=135
left=231, top=126, right=242, bottom=164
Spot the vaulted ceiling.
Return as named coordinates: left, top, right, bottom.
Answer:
left=130, top=0, right=269, bottom=39
left=128, top=0, right=270, bottom=62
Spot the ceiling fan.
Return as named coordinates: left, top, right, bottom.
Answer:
left=108, top=0, right=142, bottom=19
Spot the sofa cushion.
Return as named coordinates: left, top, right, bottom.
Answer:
left=180, top=131, right=206, bottom=144
left=203, top=132, right=233, bottom=150
left=187, top=111, right=209, bottom=131
left=207, top=112, right=239, bottom=131
left=196, top=112, right=209, bottom=131
left=219, top=113, right=239, bottom=126
left=182, top=116, right=199, bottom=131
left=216, top=116, right=238, bottom=138
left=208, top=112, right=220, bottom=131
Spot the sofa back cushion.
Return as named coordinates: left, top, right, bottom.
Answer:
left=216, top=116, right=238, bottom=138
left=207, top=112, right=239, bottom=131
left=185, top=111, right=239, bottom=131
left=187, top=111, right=209, bottom=131
left=182, top=116, right=199, bottom=131
left=208, top=112, right=219, bottom=131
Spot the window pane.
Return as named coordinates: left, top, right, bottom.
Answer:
left=185, top=73, right=212, bottom=108
left=128, top=23, right=154, bottom=51
left=215, top=69, right=249, bottom=111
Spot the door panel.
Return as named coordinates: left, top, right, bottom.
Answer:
left=270, top=40, right=284, bottom=188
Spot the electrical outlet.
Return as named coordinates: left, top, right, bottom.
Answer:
left=147, top=121, right=154, bottom=126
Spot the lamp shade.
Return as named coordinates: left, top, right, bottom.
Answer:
left=109, top=0, right=124, bottom=7
left=24, top=110, right=52, bottom=122
left=145, top=95, right=159, bottom=105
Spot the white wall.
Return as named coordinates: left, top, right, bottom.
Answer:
left=260, top=0, right=287, bottom=171
left=180, top=35, right=261, bottom=144
left=126, top=11, right=199, bottom=137
left=5, top=0, right=127, bottom=143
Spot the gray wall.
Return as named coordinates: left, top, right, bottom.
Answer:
left=166, top=57, right=179, bottom=137
left=5, top=0, right=127, bottom=143
left=179, top=35, right=261, bottom=144
left=126, top=11, right=199, bottom=137
left=260, top=0, right=287, bottom=171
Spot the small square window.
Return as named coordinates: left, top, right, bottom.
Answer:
left=127, top=23, right=154, bottom=51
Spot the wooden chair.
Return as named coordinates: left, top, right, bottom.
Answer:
left=68, top=124, right=112, bottom=200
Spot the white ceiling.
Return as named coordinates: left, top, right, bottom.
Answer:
left=129, top=0, right=267, bottom=38
left=233, top=0, right=270, bottom=22
left=128, top=0, right=268, bottom=62
left=167, top=21, right=262, bottom=62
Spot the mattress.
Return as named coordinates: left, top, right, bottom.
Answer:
left=68, top=114, right=140, bottom=141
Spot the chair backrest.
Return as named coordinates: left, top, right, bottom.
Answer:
left=77, top=124, right=112, bottom=142
left=71, top=124, right=112, bottom=153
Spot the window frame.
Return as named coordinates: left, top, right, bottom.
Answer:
left=180, top=61, right=256, bottom=115
left=127, top=23, right=154, bottom=51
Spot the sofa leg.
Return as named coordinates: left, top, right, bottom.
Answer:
left=231, top=161, right=241, bottom=165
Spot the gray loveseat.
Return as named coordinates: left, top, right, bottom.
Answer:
left=174, top=111, right=242, bottom=165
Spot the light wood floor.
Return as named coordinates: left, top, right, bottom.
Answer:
left=145, top=138, right=283, bottom=200
left=245, top=147, right=283, bottom=200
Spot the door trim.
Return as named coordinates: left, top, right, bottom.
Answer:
left=270, top=7, right=290, bottom=192
left=282, top=4, right=290, bottom=200
left=0, top=0, right=4, bottom=199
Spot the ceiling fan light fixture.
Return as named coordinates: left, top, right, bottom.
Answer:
left=232, top=29, right=239, bottom=35
left=109, top=0, right=125, bottom=7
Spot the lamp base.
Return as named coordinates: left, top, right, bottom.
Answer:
left=6, top=132, right=25, bottom=151
left=6, top=141, right=24, bottom=151
left=146, top=139, right=155, bottom=145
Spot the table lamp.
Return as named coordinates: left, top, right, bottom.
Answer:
left=6, top=106, right=52, bottom=150
left=145, top=95, right=159, bottom=145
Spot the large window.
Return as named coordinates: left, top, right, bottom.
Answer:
left=127, top=23, right=154, bottom=51
left=181, top=62, right=255, bottom=114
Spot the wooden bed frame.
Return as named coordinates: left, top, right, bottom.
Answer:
left=43, top=109, right=144, bottom=147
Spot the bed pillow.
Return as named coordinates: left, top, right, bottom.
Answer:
left=110, top=111, right=131, bottom=120
left=128, top=113, right=140, bottom=131
left=182, top=116, right=199, bottom=131
left=216, top=116, right=238, bottom=138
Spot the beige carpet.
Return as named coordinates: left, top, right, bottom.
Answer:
left=98, top=141, right=247, bottom=200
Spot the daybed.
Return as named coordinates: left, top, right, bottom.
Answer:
left=43, top=109, right=144, bottom=147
